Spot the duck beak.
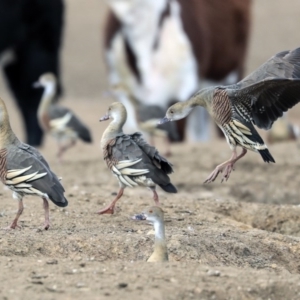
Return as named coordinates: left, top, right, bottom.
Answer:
left=158, top=116, right=171, bottom=124
left=131, top=213, right=146, bottom=221
left=99, top=114, right=110, bottom=122
left=32, top=81, right=42, bottom=88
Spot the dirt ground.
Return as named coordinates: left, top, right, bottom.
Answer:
left=1, top=1, right=300, bottom=299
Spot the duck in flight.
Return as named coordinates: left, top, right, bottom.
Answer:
left=159, top=47, right=300, bottom=183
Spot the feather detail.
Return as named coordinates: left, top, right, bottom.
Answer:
left=123, top=175, right=138, bottom=186
left=6, top=166, right=32, bottom=179
left=26, top=172, right=48, bottom=182
left=224, top=122, right=268, bottom=152
left=5, top=167, right=47, bottom=191
left=118, top=174, right=134, bottom=188
left=212, top=89, right=232, bottom=126
left=49, top=112, right=72, bottom=130
left=28, top=187, right=47, bottom=196
left=232, top=120, right=252, bottom=135
left=14, top=183, right=32, bottom=188
left=19, top=188, right=36, bottom=194
left=116, top=159, right=142, bottom=169
left=118, top=168, right=149, bottom=176
left=112, top=165, right=121, bottom=176
left=239, top=128, right=252, bottom=135
left=5, top=172, right=39, bottom=185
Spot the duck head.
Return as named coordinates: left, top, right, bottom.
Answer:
left=33, top=73, right=57, bottom=89
left=132, top=206, right=164, bottom=224
left=158, top=102, right=193, bottom=124
left=99, top=102, right=127, bottom=123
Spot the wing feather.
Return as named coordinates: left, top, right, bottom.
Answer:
left=6, top=143, right=67, bottom=207
left=104, top=133, right=175, bottom=188
left=227, top=48, right=300, bottom=130
left=230, top=78, right=300, bottom=130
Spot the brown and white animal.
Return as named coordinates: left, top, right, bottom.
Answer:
left=132, top=206, right=168, bottom=262
left=104, top=0, right=251, bottom=142
left=34, top=73, right=92, bottom=160
left=0, top=97, right=67, bottom=230
left=98, top=102, right=177, bottom=214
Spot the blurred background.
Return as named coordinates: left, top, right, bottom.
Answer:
left=0, top=0, right=299, bottom=148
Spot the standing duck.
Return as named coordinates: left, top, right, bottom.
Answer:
left=132, top=206, right=168, bottom=262
left=0, top=98, right=67, bottom=229
left=98, top=102, right=177, bottom=214
left=159, top=47, right=300, bottom=183
left=34, top=73, right=92, bottom=160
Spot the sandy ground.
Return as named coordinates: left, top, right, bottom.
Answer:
left=0, top=1, right=300, bottom=299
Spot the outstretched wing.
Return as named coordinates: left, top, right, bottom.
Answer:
left=235, top=47, right=300, bottom=89
left=229, top=78, right=300, bottom=130
left=228, top=47, right=300, bottom=130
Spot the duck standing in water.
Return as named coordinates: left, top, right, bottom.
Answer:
left=160, top=47, right=300, bottom=183
left=34, top=73, right=92, bottom=160
left=98, top=102, right=177, bottom=214
left=132, top=206, right=168, bottom=262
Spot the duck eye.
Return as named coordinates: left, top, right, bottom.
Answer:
left=149, top=210, right=153, bottom=213
left=170, top=110, right=174, bottom=114
left=108, top=108, right=111, bottom=111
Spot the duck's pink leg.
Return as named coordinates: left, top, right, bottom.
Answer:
left=204, top=148, right=247, bottom=183
left=5, top=199, right=24, bottom=230
left=97, top=188, right=124, bottom=215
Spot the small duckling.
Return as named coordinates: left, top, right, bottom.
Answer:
left=98, top=102, right=177, bottom=214
left=34, top=73, right=92, bottom=160
left=132, top=206, right=168, bottom=262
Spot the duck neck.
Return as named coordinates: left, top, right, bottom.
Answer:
left=187, top=88, right=212, bottom=109
left=101, top=117, right=125, bottom=149
left=0, top=105, right=20, bottom=148
left=117, top=91, right=140, bottom=127
left=37, top=83, right=56, bottom=119
left=150, top=220, right=168, bottom=261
